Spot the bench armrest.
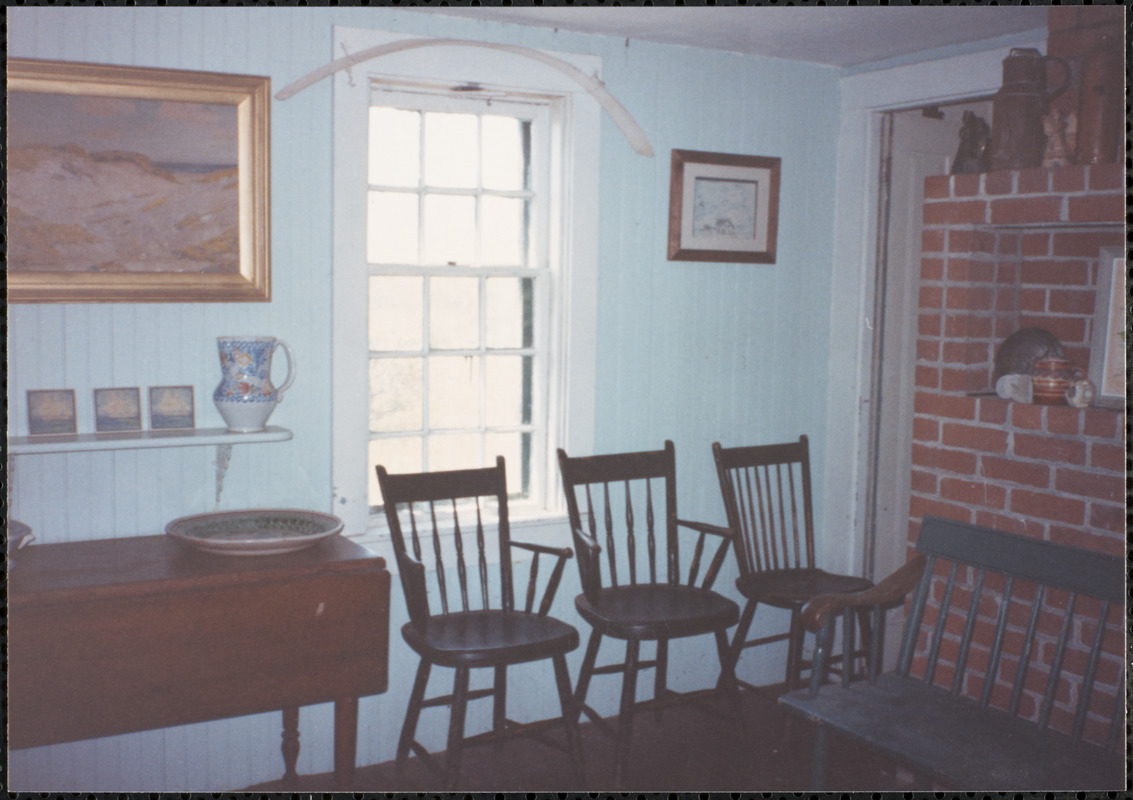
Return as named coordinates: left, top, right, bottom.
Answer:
left=801, top=553, right=927, bottom=631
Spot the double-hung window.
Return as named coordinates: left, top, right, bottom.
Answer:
left=332, top=27, right=600, bottom=539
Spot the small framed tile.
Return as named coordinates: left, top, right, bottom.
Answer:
left=27, top=390, right=77, bottom=436
left=149, top=386, right=195, bottom=430
left=94, top=387, right=142, bottom=433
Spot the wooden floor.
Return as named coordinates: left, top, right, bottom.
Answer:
left=248, top=685, right=905, bottom=793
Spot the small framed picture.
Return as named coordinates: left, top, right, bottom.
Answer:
left=27, top=389, right=77, bottom=436
left=94, top=387, right=142, bottom=432
left=149, top=386, right=196, bottom=430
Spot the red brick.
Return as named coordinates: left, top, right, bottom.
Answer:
left=1088, top=502, right=1126, bottom=535
left=915, top=365, right=940, bottom=390
left=981, top=455, right=1050, bottom=488
left=1016, top=167, right=1050, bottom=194
left=990, top=196, right=1062, bottom=225
left=924, top=200, right=988, bottom=226
left=910, top=469, right=937, bottom=493
left=1011, top=403, right=1044, bottom=429
left=942, top=422, right=1009, bottom=453
left=917, top=339, right=940, bottom=361
left=944, top=314, right=993, bottom=339
left=941, top=367, right=989, bottom=393
left=1053, top=231, right=1124, bottom=257
left=910, top=495, right=972, bottom=523
left=919, top=285, right=944, bottom=310
left=984, top=171, right=1013, bottom=195
left=1017, top=316, right=1086, bottom=346
left=953, top=173, right=981, bottom=197
left=941, top=477, right=1006, bottom=508
left=1087, top=162, right=1123, bottom=191
left=1013, top=432, right=1087, bottom=465
left=1055, top=467, right=1124, bottom=502
left=945, top=285, right=995, bottom=311
left=912, top=417, right=939, bottom=442
left=1020, top=233, right=1051, bottom=257
left=1047, top=289, right=1095, bottom=315
left=1045, top=405, right=1081, bottom=435
left=924, top=174, right=951, bottom=199
left=943, top=340, right=992, bottom=365
left=1051, top=524, right=1124, bottom=558
left=946, top=258, right=996, bottom=284
left=1010, top=488, right=1086, bottom=525
left=1051, top=165, right=1086, bottom=192
left=919, top=314, right=943, bottom=338
left=974, top=510, right=1047, bottom=538
left=922, top=228, right=946, bottom=253
left=1089, top=442, right=1126, bottom=473
left=915, top=393, right=977, bottom=419
left=1082, top=408, right=1120, bottom=438
left=996, top=233, right=1021, bottom=255
left=1046, top=7, right=1080, bottom=32
left=995, top=261, right=1019, bottom=283
left=921, top=257, right=944, bottom=281
left=911, top=443, right=979, bottom=475
left=948, top=229, right=996, bottom=254
left=1019, top=259, right=1090, bottom=285
left=978, top=398, right=1009, bottom=425
left=1068, top=193, right=1124, bottom=224
left=1018, top=288, right=1046, bottom=313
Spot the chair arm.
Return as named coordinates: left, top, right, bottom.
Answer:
left=509, top=539, right=574, bottom=616
left=676, top=518, right=735, bottom=539
left=510, top=540, right=574, bottom=560
left=676, top=518, right=737, bottom=590
left=801, top=553, right=927, bottom=632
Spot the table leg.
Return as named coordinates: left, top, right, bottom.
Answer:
left=281, top=705, right=300, bottom=787
left=333, top=696, right=359, bottom=789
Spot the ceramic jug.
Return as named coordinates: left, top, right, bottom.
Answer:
left=989, top=48, right=1070, bottom=171
left=213, top=336, right=296, bottom=432
left=1030, top=356, right=1082, bottom=406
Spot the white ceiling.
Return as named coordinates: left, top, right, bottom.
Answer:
left=407, top=7, right=1049, bottom=68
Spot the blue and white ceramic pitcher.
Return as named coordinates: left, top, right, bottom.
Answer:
left=213, top=336, right=296, bottom=432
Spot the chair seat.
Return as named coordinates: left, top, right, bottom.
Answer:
left=402, top=609, right=579, bottom=668
left=736, top=568, right=873, bottom=607
left=576, top=583, right=740, bottom=641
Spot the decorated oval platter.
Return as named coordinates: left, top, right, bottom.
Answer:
left=166, top=509, right=344, bottom=556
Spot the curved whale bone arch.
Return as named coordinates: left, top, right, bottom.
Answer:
left=275, top=37, right=654, bottom=157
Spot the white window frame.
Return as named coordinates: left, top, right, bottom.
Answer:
left=332, top=26, right=599, bottom=546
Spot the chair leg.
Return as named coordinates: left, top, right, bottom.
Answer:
left=613, top=638, right=641, bottom=789
left=396, top=659, right=431, bottom=774
left=810, top=723, right=829, bottom=790
left=714, top=627, right=746, bottom=733
left=492, top=665, right=507, bottom=732
left=553, top=652, right=586, bottom=787
left=573, top=629, right=602, bottom=725
left=718, top=598, right=756, bottom=691
left=855, top=608, right=874, bottom=676
left=443, top=666, right=471, bottom=790
left=653, top=638, right=669, bottom=720
left=786, top=608, right=805, bottom=690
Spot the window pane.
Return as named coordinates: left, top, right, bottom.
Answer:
left=428, top=432, right=481, bottom=472
left=429, top=355, right=480, bottom=429
left=485, top=355, right=530, bottom=427
left=429, top=276, right=480, bottom=350
left=485, top=431, right=524, bottom=492
left=485, top=277, right=532, bottom=349
left=482, top=116, right=526, bottom=191
left=424, top=112, right=477, bottom=189
left=370, top=357, right=422, bottom=433
left=369, top=436, right=423, bottom=507
left=369, top=107, right=419, bottom=188
left=423, top=194, right=475, bottom=266
left=370, top=276, right=423, bottom=352
left=368, top=191, right=418, bottom=264
left=480, top=196, right=525, bottom=266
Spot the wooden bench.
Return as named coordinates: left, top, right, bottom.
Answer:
left=779, top=515, right=1125, bottom=791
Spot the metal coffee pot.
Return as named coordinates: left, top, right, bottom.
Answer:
left=989, top=48, right=1070, bottom=171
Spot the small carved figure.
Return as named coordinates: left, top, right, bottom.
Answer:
left=951, top=111, right=992, bottom=174
left=1042, top=109, right=1077, bottom=168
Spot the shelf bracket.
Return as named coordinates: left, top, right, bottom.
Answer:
left=216, top=444, right=233, bottom=505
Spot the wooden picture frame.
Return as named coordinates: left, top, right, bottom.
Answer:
left=27, top=390, right=77, bottom=436
left=1087, top=246, right=1125, bottom=409
left=7, top=58, right=271, bottom=303
left=94, top=387, right=142, bottom=432
left=668, top=149, right=780, bottom=264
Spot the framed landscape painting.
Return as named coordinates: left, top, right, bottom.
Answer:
left=668, top=149, right=780, bottom=264
left=7, top=59, right=271, bottom=303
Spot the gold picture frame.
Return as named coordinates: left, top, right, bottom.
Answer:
left=667, top=149, right=780, bottom=264
left=7, top=58, right=271, bottom=303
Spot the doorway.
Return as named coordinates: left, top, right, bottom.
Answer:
left=862, top=99, right=993, bottom=582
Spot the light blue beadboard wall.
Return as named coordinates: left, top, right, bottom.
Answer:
left=7, top=7, right=839, bottom=790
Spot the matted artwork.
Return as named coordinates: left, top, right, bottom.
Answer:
left=668, top=149, right=781, bottom=264
left=149, top=386, right=196, bottom=430
left=1088, top=246, right=1126, bottom=409
left=94, top=387, right=142, bottom=432
left=27, top=390, right=77, bottom=436
left=7, top=58, right=271, bottom=303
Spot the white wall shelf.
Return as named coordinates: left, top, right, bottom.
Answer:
left=8, top=426, right=293, bottom=503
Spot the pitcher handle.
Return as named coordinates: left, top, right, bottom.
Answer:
left=1043, top=55, right=1071, bottom=103
left=272, top=339, right=297, bottom=402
